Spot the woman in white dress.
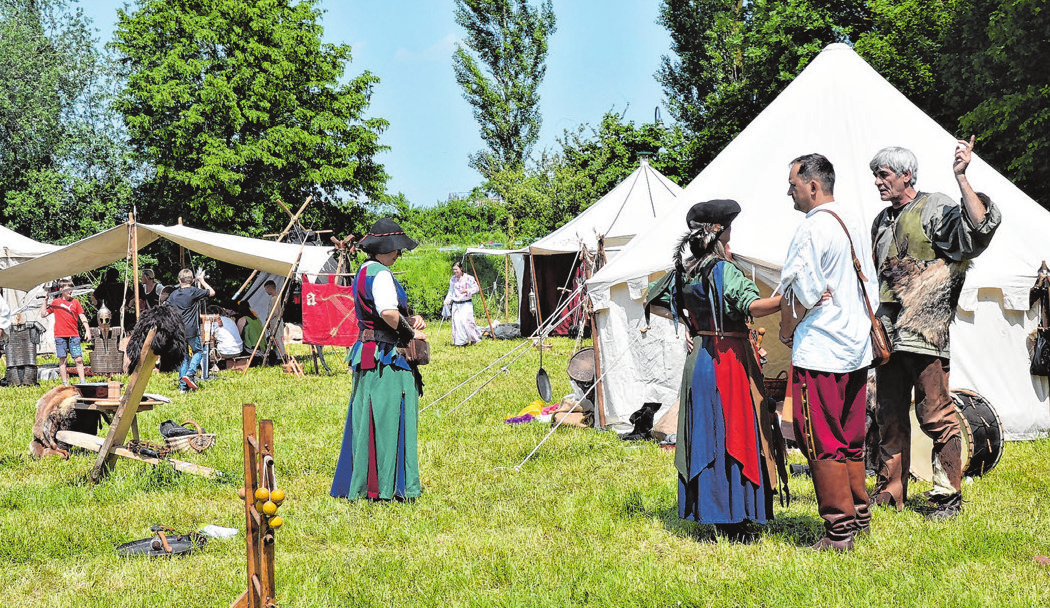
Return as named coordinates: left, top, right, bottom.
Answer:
left=443, top=262, right=481, bottom=346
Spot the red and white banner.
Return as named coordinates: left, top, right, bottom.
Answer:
left=301, top=277, right=358, bottom=347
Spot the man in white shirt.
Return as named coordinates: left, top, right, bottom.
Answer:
left=779, top=153, right=878, bottom=551
left=210, top=309, right=244, bottom=357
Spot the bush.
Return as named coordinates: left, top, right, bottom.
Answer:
left=386, top=246, right=518, bottom=321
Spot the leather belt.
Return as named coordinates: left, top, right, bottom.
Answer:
left=694, top=330, right=750, bottom=338
left=359, top=327, right=399, bottom=344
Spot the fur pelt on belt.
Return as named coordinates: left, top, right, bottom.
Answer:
left=29, top=385, right=81, bottom=459
left=880, top=248, right=967, bottom=351
left=125, top=305, right=187, bottom=373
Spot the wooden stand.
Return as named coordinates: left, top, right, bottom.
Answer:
left=56, top=329, right=220, bottom=480
left=231, top=404, right=278, bottom=608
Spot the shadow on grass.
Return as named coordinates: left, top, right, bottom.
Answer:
left=647, top=501, right=827, bottom=547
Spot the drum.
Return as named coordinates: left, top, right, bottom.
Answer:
left=910, top=389, right=1004, bottom=482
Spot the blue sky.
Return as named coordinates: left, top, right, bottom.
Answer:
left=85, top=0, right=671, bottom=207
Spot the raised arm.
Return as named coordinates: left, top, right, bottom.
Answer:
left=954, top=135, right=989, bottom=226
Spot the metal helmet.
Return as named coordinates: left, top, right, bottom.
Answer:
left=97, top=303, right=112, bottom=325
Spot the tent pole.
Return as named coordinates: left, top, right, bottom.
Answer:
left=528, top=252, right=543, bottom=328
left=178, top=217, right=185, bottom=268
left=583, top=244, right=607, bottom=429
left=130, top=213, right=140, bottom=319
left=504, top=254, right=510, bottom=322
left=467, top=254, right=495, bottom=339
left=233, top=195, right=314, bottom=300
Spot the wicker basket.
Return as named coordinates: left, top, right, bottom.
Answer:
left=164, top=420, right=216, bottom=453
left=763, top=370, right=788, bottom=402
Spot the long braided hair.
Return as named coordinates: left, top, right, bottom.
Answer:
left=673, top=222, right=729, bottom=281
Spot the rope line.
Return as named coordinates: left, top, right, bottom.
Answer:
left=443, top=346, right=533, bottom=416
left=420, top=339, right=530, bottom=413
left=507, top=338, right=636, bottom=471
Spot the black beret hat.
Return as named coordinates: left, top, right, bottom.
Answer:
left=686, top=199, right=741, bottom=229
left=359, top=218, right=419, bottom=255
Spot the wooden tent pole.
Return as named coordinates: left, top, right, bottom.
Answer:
left=504, top=254, right=510, bottom=322
left=130, top=213, right=141, bottom=319
left=467, top=254, right=495, bottom=339
left=528, top=252, right=543, bottom=328
left=178, top=217, right=185, bottom=268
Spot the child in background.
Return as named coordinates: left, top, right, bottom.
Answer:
left=40, top=279, right=92, bottom=385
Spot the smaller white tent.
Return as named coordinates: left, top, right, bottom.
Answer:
left=528, top=157, right=684, bottom=255
left=2, top=226, right=62, bottom=354
left=588, top=43, right=1050, bottom=439
left=519, top=158, right=684, bottom=336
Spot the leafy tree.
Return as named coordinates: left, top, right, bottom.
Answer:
left=452, top=0, right=556, bottom=178
left=950, top=0, right=1050, bottom=208
left=657, top=0, right=870, bottom=174
left=112, top=0, right=389, bottom=238
left=0, top=0, right=136, bottom=244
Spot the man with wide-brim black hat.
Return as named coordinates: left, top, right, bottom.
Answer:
left=331, top=218, right=428, bottom=501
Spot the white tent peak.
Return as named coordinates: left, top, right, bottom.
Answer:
left=586, top=42, right=1050, bottom=438
left=527, top=158, right=684, bottom=255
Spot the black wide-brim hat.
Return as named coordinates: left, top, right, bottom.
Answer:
left=686, top=199, right=741, bottom=229
left=359, top=218, right=419, bottom=255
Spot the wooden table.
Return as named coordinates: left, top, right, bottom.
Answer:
left=71, top=381, right=164, bottom=441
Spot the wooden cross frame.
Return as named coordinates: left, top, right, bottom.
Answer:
left=231, top=404, right=278, bottom=608
left=56, top=327, right=220, bottom=481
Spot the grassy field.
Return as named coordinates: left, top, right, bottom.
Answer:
left=1, top=336, right=1049, bottom=607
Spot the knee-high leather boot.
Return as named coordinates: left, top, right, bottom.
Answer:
left=846, top=459, right=871, bottom=536
left=809, top=459, right=855, bottom=551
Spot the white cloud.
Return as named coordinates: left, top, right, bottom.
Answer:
left=394, top=33, right=458, bottom=62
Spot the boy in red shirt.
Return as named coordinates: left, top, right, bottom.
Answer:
left=40, top=279, right=92, bottom=385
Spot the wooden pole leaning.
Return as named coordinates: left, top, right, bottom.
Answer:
left=231, top=404, right=278, bottom=608
left=584, top=243, right=608, bottom=429
left=233, top=195, right=313, bottom=300
left=467, top=254, right=495, bottom=339
left=90, top=328, right=159, bottom=482
left=244, top=242, right=306, bottom=377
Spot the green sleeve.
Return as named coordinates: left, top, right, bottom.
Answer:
left=645, top=272, right=675, bottom=310
left=720, top=263, right=760, bottom=320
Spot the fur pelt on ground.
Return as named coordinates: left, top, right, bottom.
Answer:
left=880, top=252, right=966, bottom=351
left=29, top=386, right=81, bottom=459
left=125, top=305, right=187, bottom=373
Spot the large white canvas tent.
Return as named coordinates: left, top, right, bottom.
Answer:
left=519, top=158, right=684, bottom=336
left=587, top=43, right=1050, bottom=439
left=1, top=226, right=62, bottom=354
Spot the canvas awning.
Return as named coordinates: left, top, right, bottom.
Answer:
left=0, top=222, right=334, bottom=291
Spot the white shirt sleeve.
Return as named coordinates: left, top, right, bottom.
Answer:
left=371, top=268, right=399, bottom=312
left=0, top=297, right=10, bottom=333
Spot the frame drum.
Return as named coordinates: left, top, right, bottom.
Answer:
left=910, top=389, right=1004, bottom=482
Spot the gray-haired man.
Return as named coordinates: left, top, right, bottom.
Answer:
left=868, top=137, right=1001, bottom=519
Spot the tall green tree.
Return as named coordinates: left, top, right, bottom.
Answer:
left=452, top=0, right=556, bottom=178
left=0, top=0, right=136, bottom=243
left=949, top=0, right=1050, bottom=208
left=112, top=0, right=389, bottom=237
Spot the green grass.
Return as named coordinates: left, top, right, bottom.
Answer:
left=2, top=336, right=1049, bottom=607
